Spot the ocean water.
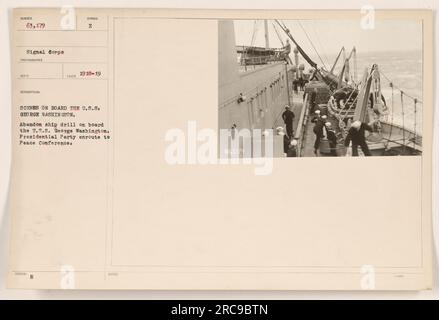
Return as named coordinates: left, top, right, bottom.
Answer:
left=328, top=50, right=423, bottom=134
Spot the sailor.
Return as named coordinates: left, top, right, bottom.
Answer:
left=287, top=139, right=298, bottom=157
left=292, top=79, right=299, bottom=94
left=276, top=127, right=289, bottom=156
left=276, top=126, right=285, bottom=136
left=312, top=114, right=325, bottom=156
left=283, top=133, right=291, bottom=155
left=324, top=122, right=337, bottom=156
left=316, top=114, right=327, bottom=125
left=309, top=88, right=318, bottom=113
left=282, top=39, right=293, bottom=64
left=282, top=105, right=295, bottom=138
left=311, top=109, right=321, bottom=124
left=344, top=120, right=374, bottom=156
left=300, top=78, right=308, bottom=91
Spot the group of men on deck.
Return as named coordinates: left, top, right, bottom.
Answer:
left=278, top=43, right=376, bottom=157
left=311, top=111, right=338, bottom=156
left=311, top=109, right=374, bottom=157
left=277, top=49, right=376, bottom=158
left=280, top=103, right=374, bottom=157
left=306, top=86, right=374, bottom=156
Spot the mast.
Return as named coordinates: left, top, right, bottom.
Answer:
left=264, top=20, right=270, bottom=49
left=272, top=22, right=284, bottom=47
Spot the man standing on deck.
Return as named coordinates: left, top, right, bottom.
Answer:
left=287, top=139, right=298, bottom=157
left=344, top=120, right=375, bottom=156
left=282, top=39, right=293, bottom=64
left=312, top=114, right=325, bottom=156
left=311, top=109, right=321, bottom=123
left=282, top=105, right=295, bottom=138
left=325, top=122, right=338, bottom=156
left=309, top=88, right=318, bottom=113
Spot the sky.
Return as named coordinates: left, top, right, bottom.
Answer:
left=233, top=19, right=422, bottom=56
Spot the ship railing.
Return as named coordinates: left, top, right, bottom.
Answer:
left=294, top=93, right=309, bottom=157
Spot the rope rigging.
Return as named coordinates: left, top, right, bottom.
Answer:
left=272, top=22, right=284, bottom=47
left=311, top=21, right=331, bottom=68
left=297, top=20, right=328, bottom=70
left=384, top=82, right=395, bottom=150
left=274, top=19, right=318, bottom=69
left=353, top=48, right=358, bottom=84
left=380, top=70, right=422, bottom=104
left=378, top=69, right=422, bottom=146
left=327, top=63, right=421, bottom=153
left=250, top=20, right=259, bottom=47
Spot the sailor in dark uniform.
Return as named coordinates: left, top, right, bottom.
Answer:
left=309, top=88, right=318, bottom=113
left=324, top=122, right=338, bottom=156
left=312, top=114, right=326, bottom=156
left=282, top=105, right=295, bottom=138
left=344, top=120, right=374, bottom=156
left=287, top=139, right=298, bottom=157
left=332, top=87, right=358, bottom=109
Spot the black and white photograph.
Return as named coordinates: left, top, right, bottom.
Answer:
left=219, top=19, right=423, bottom=157
left=0, top=3, right=436, bottom=300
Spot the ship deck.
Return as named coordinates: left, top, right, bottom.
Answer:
left=268, top=90, right=422, bottom=157
left=301, top=119, right=319, bottom=157
left=272, top=91, right=305, bottom=157
left=272, top=90, right=322, bottom=157
left=297, top=101, right=422, bottom=157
